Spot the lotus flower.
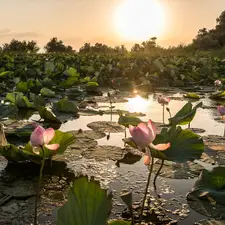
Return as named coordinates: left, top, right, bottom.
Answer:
left=218, top=106, right=225, bottom=118
left=129, top=120, right=170, bottom=165
left=214, top=79, right=222, bottom=87
left=158, top=95, right=170, bottom=105
left=30, top=125, right=59, bottom=151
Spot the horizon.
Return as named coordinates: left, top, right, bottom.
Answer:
left=1, top=0, right=225, bottom=50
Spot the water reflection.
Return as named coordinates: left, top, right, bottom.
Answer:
left=127, top=95, right=152, bottom=113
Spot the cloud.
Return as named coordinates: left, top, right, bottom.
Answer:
left=0, top=29, right=41, bottom=38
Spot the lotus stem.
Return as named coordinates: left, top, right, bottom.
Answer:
left=163, top=104, right=165, bottom=124
left=153, top=159, right=164, bottom=190
left=188, top=122, right=191, bottom=129
left=130, top=206, right=135, bottom=225
left=34, top=150, right=45, bottom=225
left=139, top=155, right=154, bottom=224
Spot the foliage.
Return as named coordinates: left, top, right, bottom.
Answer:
left=169, top=102, right=202, bottom=126
left=53, top=99, right=78, bottom=113
left=189, top=167, right=225, bottom=205
left=57, top=176, right=112, bottom=225
left=184, top=92, right=200, bottom=99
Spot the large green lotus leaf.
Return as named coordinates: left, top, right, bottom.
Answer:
left=31, top=94, right=46, bottom=108
left=40, top=88, right=55, bottom=98
left=118, top=115, right=142, bottom=128
left=44, top=61, right=55, bottom=74
left=189, top=167, right=225, bottom=205
left=0, top=144, right=28, bottom=162
left=0, top=103, right=17, bottom=119
left=59, top=77, right=79, bottom=89
left=28, top=79, right=42, bottom=94
left=153, top=126, right=204, bottom=162
left=87, top=81, right=99, bottom=87
left=184, top=92, right=200, bottom=99
left=38, top=106, right=62, bottom=124
left=169, top=102, right=202, bottom=126
left=64, top=67, right=80, bottom=77
left=16, top=96, right=34, bottom=109
left=210, top=91, right=225, bottom=100
left=6, top=92, right=34, bottom=109
left=16, top=81, right=28, bottom=93
left=53, top=99, right=78, bottom=113
left=57, top=176, right=112, bottom=225
left=108, top=221, right=131, bottom=225
left=0, top=71, right=13, bottom=78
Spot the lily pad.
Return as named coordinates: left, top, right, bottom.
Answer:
left=187, top=167, right=225, bottom=218
left=169, top=102, right=202, bottom=126
left=82, top=145, right=125, bottom=161
left=53, top=99, right=78, bottom=113
left=57, top=176, right=112, bottom=225
left=87, top=121, right=124, bottom=133
left=40, top=88, right=55, bottom=98
left=184, top=93, right=200, bottom=99
left=195, top=219, right=225, bottom=225
left=187, top=128, right=206, bottom=134
left=3, top=180, right=36, bottom=198
left=38, top=106, right=62, bottom=124
left=69, top=130, right=106, bottom=140
left=118, top=114, right=143, bottom=128
left=153, top=126, right=204, bottom=162
left=210, top=91, right=225, bottom=100
left=204, top=135, right=225, bottom=152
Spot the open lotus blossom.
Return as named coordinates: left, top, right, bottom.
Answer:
left=30, top=125, right=59, bottom=151
left=218, top=105, right=225, bottom=118
left=129, top=120, right=170, bottom=165
left=158, top=95, right=170, bottom=105
left=214, top=79, right=222, bottom=86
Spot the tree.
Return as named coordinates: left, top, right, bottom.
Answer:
left=2, top=39, right=39, bottom=53
left=44, top=37, right=74, bottom=53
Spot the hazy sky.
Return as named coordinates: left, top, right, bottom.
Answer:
left=0, top=0, right=225, bottom=50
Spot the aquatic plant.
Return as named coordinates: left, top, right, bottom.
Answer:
left=158, top=95, right=170, bottom=124
left=57, top=176, right=131, bottom=225
left=129, top=120, right=170, bottom=223
left=30, top=125, right=60, bottom=224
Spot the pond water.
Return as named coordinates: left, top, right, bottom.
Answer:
left=0, top=91, right=224, bottom=224
left=58, top=92, right=221, bottom=224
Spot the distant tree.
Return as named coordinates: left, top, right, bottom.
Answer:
left=2, top=39, right=39, bottom=53
left=79, top=42, right=114, bottom=53
left=44, top=37, right=74, bottom=53
left=131, top=43, right=143, bottom=52
left=114, top=45, right=128, bottom=54
left=79, top=43, right=91, bottom=53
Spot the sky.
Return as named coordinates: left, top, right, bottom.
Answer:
left=0, top=0, right=225, bottom=50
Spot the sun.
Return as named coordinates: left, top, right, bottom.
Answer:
left=114, top=0, right=165, bottom=41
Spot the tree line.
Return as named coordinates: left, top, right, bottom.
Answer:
left=1, top=10, right=225, bottom=54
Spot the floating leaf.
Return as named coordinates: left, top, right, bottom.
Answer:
left=38, top=106, right=62, bottom=124
left=40, top=88, right=55, bottom=97
left=16, top=81, right=28, bottom=93
left=184, top=92, right=200, bottom=99
left=169, top=102, right=202, bottom=126
left=153, top=126, right=204, bottom=162
left=53, top=99, right=78, bottom=113
left=57, top=176, right=112, bottom=225
left=210, top=91, right=225, bottom=100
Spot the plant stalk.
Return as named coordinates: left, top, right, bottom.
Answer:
left=34, top=150, right=45, bottom=225
left=224, top=124, right=225, bottom=137
left=130, top=206, right=135, bottom=225
left=153, top=159, right=164, bottom=190
left=188, top=122, right=191, bottom=129
left=139, top=155, right=154, bottom=224
left=163, top=104, right=165, bottom=124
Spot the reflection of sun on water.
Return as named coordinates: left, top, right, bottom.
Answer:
left=127, top=95, right=152, bottom=113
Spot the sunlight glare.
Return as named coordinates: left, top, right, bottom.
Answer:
left=114, top=0, right=165, bottom=41
left=127, top=95, right=152, bottom=113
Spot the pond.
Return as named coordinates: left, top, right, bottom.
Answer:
left=0, top=90, right=224, bottom=224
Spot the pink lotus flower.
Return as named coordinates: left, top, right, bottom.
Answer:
left=129, top=120, right=170, bottom=165
left=158, top=95, right=170, bottom=105
left=214, top=80, right=222, bottom=86
left=218, top=106, right=225, bottom=117
left=30, top=126, right=59, bottom=151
